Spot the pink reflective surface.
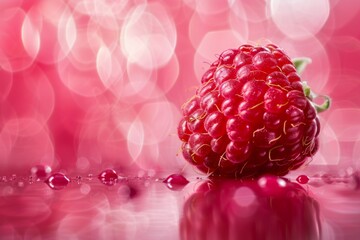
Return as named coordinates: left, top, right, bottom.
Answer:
left=1, top=174, right=360, bottom=240
left=0, top=0, right=360, bottom=176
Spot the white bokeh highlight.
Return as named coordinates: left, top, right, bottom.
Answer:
left=194, top=30, right=245, bottom=79
left=21, top=14, right=40, bottom=60
left=270, top=0, right=330, bottom=39
left=58, top=11, right=77, bottom=57
left=127, top=118, right=145, bottom=162
left=121, top=3, right=177, bottom=69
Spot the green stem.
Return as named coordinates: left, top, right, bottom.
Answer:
left=293, top=57, right=331, bottom=113
left=292, top=57, right=312, bottom=75
left=313, top=95, right=331, bottom=113
left=302, top=81, right=331, bottom=113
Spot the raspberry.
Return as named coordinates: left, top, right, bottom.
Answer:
left=178, top=43, right=330, bottom=178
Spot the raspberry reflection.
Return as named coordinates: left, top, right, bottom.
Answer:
left=180, top=176, right=321, bottom=240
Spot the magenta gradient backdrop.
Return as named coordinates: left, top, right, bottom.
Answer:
left=0, top=0, right=360, bottom=176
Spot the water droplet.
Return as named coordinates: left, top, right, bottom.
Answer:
left=98, top=169, right=118, bottom=186
left=31, top=165, right=52, bottom=180
left=296, top=175, right=310, bottom=184
left=163, top=174, right=189, bottom=190
left=45, top=173, right=70, bottom=190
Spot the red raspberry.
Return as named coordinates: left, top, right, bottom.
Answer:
left=178, top=43, right=330, bottom=178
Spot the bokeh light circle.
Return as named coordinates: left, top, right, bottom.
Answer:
left=312, top=118, right=340, bottom=166
left=58, top=44, right=124, bottom=97
left=194, top=29, right=246, bottom=80
left=0, top=8, right=36, bottom=72
left=277, top=36, right=330, bottom=92
left=120, top=3, right=177, bottom=70
left=5, top=66, right=55, bottom=131
left=327, top=108, right=360, bottom=142
left=228, top=0, right=269, bottom=23
left=270, top=0, right=330, bottom=39
left=0, top=67, right=13, bottom=102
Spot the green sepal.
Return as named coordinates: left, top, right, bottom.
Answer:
left=313, top=95, right=331, bottom=113
left=292, top=57, right=312, bottom=75
left=302, top=81, right=331, bottom=113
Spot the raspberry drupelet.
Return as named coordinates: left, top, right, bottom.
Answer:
left=178, top=43, right=330, bottom=178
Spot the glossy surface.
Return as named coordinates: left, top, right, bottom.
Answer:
left=1, top=174, right=360, bottom=240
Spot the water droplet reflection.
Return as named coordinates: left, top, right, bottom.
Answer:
left=297, top=174, right=310, bottom=184
left=31, top=165, right=52, bottom=180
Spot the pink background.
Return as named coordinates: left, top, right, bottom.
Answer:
left=1, top=0, right=360, bottom=177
